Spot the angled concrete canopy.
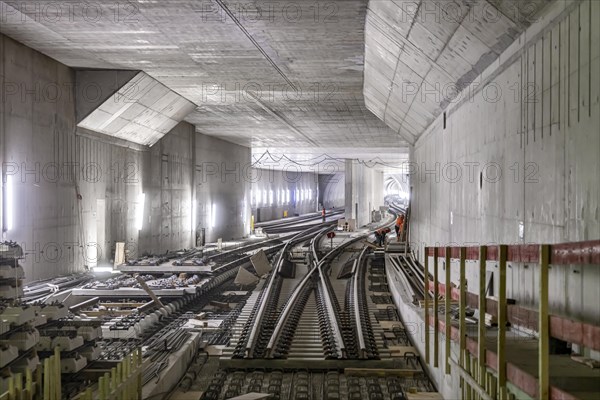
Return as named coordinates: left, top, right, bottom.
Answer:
left=77, top=72, right=196, bottom=146
left=364, top=0, right=552, bottom=142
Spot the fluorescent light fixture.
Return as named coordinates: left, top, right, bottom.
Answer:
left=6, top=175, right=13, bottom=231
left=135, top=192, right=145, bottom=230
left=211, top=203, right=216, bottom=228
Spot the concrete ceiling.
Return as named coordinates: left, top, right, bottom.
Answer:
left=0, top=0, right=551, bottom=170
left=78, top=71, right=196, bottom=146
left=364, top=0, right=552, bottom=143
left=0, top=0, right=409, bottom=170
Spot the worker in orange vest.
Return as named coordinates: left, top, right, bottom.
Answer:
left=374, top=227, right=391, bottom=247
left=395, top=214, right=405, bottom=242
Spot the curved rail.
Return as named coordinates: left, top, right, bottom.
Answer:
left=265, top=226, right=332, bottom=356
left=243, top=222, right=337, bottom=357
left=265, top=228, right=372, bottom=358
left=352, top=246, right=369, bottom=358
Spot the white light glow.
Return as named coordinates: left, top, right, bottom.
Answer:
left=256, top=190, right=262, bottom=205
left=269, top=190, right=273, bottom=205
left=263, top=190, right=267, bottom=206
left=250, top=190, right=254, bottom=206
left=286, top=189, right=290, bottom=204
left=135, top=192, right=145, bottom=230
left=192, top=200, right=197, bottom=231
left=211, top=203, right=216, bottom=228
left=309, top=189, right=313, bottom=200
left=6, top=175, right=13, bottom=231
left=295, top=189, right=299, bottom=203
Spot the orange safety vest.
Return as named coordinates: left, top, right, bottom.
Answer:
left=396, top=215, right=405, bottom=226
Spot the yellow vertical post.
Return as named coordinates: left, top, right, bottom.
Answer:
left=116, top=363, right=122, bottom=400
left=25, top=368, right=32, bottom=400
left=36, top=364, right=42, bottom=399
left=104, top=372, right=110, bottom=398
left=424, top=247, right=430, bottom=364
left=445, top=246, right=451, bottom=374
left=137, top=348, right=143, bottom=400
left=99, top=376, right=106, bottom=400
left=464, top=352, right=471, bottom=400
left=8, top=376, right=15, bottom=399
left=497, top=245, right=508, bottom=400
left=433, top=247, right=439, bottom=368
left=43, top=358, right=50, bottom=400
left=14, top=373, right=22, bottom=400
left=479, top=246, right=487, bottom=387
left=539, top=245, right=550, bottom=400
left=250, top=215, right=255, bottom=232
left=111, top=367, right=117, bottom=393
left=54, top=347, right=61, bottom=400
left=122, top=356, right=128, bottom=400
left=459, top=247, right=467, bottom=394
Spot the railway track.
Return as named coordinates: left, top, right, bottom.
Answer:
left=256, top=209, right=345, bottom=234
left=230, top=215, right=400, bottom=362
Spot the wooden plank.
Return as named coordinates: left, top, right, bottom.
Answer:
left=424, top=247, right=430, bottom=364
left=433, top=247, right=439, bottom=368
left=459, top=247, right=467, bottom=370
left=445, top=247, right=451, bottom=374
left=498, top=245, right=508, bottom=400
left=479, top=246, right=487, bottom=389
left=539, top=245, right=550, bottom=400
left=449, top=357, right=493, bottom=400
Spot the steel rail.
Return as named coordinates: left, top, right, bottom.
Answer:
left=265, top=227, right=332, bottom=355
left=244, top=223, right=335, bottom=357
left=352, top=246, right=369, bottom=358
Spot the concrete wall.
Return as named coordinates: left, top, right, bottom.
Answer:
left=250, top=168, right=318, bottom=222
left=318, top=172, right=345, bottom=209
left=0, top=34, right=251, bottom=280
left=194, top=133, right=251, bottom=242
left=344, top=160, right=385, bottom=227
left=410, top=1, right=600, bottom=322
left=412, top=0, right=599, bottom=248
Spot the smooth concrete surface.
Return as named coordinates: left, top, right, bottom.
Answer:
left=363, top=0, right=553, bottom=144
left=408, top=1, right=600, bottom=324
left=0, top=34, right=253, bottom=279
left=319, top=172, right=345, bottom=209
left=250, top=168, right=319, bottom=222
left=345, top=159, right=385, bottom=227
left=195, top=132, right=251, bottom=242
left=0, top=0, right=407, bottom=165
